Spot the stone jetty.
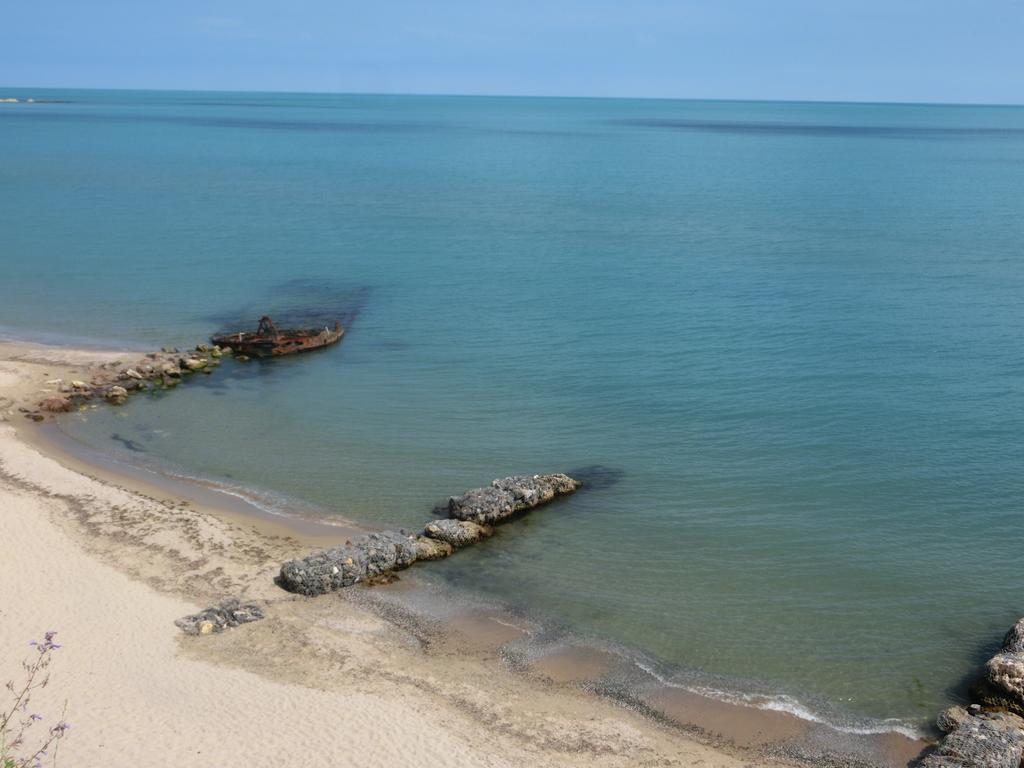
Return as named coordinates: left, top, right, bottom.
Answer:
left=25, top=344, right=232, bottom=421
left=278, top=474, right=581, bottom=596
left=447, top=473, right=582, bottom=524
left=923, top=617, right=1024, bottom=766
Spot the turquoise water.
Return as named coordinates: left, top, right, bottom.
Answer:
left=3, top=88, right=1024, bottom=729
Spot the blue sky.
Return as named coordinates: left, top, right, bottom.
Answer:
left=3, top=1, right=1022, bottom=103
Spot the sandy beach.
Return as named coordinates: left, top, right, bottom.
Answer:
left=0, top=338, right=823, bottom=768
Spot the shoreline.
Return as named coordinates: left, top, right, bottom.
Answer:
left=0, top=337, right=929, bottom=767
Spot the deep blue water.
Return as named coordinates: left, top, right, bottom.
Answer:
left=3, top=88, right=1024, bottom=729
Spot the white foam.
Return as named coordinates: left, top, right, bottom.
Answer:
left=630, top=658, right=923, bottom=740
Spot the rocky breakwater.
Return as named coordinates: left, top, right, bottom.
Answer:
left=278, top=474, right=581, bottom=596
left=923, top=617, right=1024, bottom=767
left=25, top=344, right=230, bottom=421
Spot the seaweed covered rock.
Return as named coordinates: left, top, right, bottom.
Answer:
left=447, top=473, right=581, bottom=524
left=278, top=530, right=418, bottom=596
left=174, top=598, right=265, bottom=635
left=920, top=711, right=1024, bottom=768
left=424, top=519, right=493, bottom=549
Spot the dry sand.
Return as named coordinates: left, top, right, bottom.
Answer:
left=0, top=339, right=793, bottom=768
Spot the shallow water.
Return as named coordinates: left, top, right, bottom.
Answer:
left=3, top=88, right=1024, bottom=730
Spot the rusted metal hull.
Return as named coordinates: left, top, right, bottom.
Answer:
left=212, top=323, right=344, bottom=358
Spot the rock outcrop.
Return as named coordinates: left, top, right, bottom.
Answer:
left=925, top=617, right=1024, bottom=766
left=447, top=473, right=582, bottom=524
left=279, top=474, right=581, bottom=596
left=29, top=343, right=227, bottom=422
left=972, top=622, right=1024, bottom=717
left=174, top=598, right=265, bottom=635
left=921, top=711, right=1024, bottom=768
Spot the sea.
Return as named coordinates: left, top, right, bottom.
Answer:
left=2, top=87, right=1023, bottom=735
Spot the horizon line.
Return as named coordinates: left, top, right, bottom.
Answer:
left=2, top=83, right=1022, bottom=110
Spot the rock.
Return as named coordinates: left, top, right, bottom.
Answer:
left=424, top=519, right=493, bottom=548
left=174, top=598, right=265, bottom=635
left=920, top=711, right=1024, bottom=767
left=235, top=354, right=250, bottom=362
left=278, top=531, right=419, bottom=596
left=123, top=368, right=144, bottom=380
left=182, top=358, right=207, bottom=371
left=105, top=385, right=129, bottom=404
left=937, top=705, right=971, bottom=733
left=70, top=380, right=88, bottom=389
left=160, top=363, right=181, bottom=378
left=195, top=343, right=210, bottom=353
left=210, top=347, right=223, bottom=358
left=447, top=473, right=582, bottom=524
left=39, top=397, right=72, bottom=413
left=25, top=413, right=44, bottom=422
left=161, top=346, right=179, bottom=354
left=413, top=536, right=454, bottom=561
left=1003, top=619, right=1024, bottom=653
left=984, top=653, right=1024, bottom=715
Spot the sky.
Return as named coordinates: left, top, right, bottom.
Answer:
left=3, top=1, right=1022, bottom=104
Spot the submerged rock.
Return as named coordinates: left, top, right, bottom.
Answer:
left=278, top=530, right=418, bottom=596
left=921, top=711, right=1024, bottom=768
left=105, top=385, right=129, bottom=404
left=424, top=519, right=493, bottom=548
left=174, top=598, right=265, bottom=635
left=447, top=473, right=582, bottom=524
left=39, top=396, right=72, bottom=413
